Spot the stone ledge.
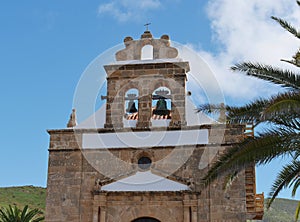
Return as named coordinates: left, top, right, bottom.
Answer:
left=47, top=124, right=244, bottom=134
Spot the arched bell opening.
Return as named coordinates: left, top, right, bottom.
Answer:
left=141, top=44, right=154, bottom=60
left=151, top=87, right=172, bottom=127
left=123, top=88, right=139, bottom=127
left=132, top=217, right=160, bottom=222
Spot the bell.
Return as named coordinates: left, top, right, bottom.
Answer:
left=153, top=99, right=169, bottom=115
left=126, top=101, right=138, bottom=113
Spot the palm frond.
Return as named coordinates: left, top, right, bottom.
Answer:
left=282, top=48, right=300, bottom=68
left=197, top=99, right=269, bottom=126
left=262, top=91, right=300, bottom=128
left=271, top=114, right=300, bottom=131
left=20, top=205, right=29, bottom=221
left=267, top=160, right=300, bottom=208
left=197, top=103, right=225, bottom=114
left=295, top=201, right=300, bottom=222
left=0, top=208, right=10, bottom=221
left=229, top=91, right=300, bottom=129
left=271, top=16, right=300, bottom=39
left=281, top=58, right=300, bottom=68
left=226, top=99, right=269, bottom=125
left=223, top=171, right=238, bottom=191
left=198, top=92, right=300, bottom=127
left=291, top=178, right=300, bottom=197
left=21, top=205, right=44, bottom=222
left=202, top=129, right=298, bottom=186
left=0, top=205, right=44, bottom=222
left=231, top=62, right=300, bottom=89
left=263, top=91, right=300, bottom=115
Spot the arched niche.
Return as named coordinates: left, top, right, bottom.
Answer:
left=151, top=86, right=172, bottom=127
left=123, top=88, right=139, bottom=127
left=132, top=217, right=160, bottom=222
left=141, top=44, right=154, bottom=60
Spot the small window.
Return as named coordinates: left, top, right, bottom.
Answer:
left=132, top=218, right=160, bottom=222
left=138, top=157, right=152, bottom=170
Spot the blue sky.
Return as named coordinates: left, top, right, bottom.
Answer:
left=1, top=0, right=300, bottom=200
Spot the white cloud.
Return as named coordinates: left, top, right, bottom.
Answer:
left=98, top=0, right=161, bottom=22
left=189, top=0, right=300, bottom=104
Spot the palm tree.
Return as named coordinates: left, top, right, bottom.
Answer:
left=0, top=205, right=44, bottom=222
left=198, top=0, right=300, bottom=220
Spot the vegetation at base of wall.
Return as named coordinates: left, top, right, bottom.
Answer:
left=0, top=186, right=46, bottom=214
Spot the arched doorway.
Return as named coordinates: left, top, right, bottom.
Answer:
left=132, top=217, right=160, bottom=222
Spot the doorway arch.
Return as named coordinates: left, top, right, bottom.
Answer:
left=132, top=217, right=160, bottom=222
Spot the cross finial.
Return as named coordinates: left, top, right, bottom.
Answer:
left=144, top=23, right=151, bottom=31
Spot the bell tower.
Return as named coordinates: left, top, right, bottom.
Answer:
left=45, top=30, right=264, bottom=222
left=103, top=30, right=190, bottom=128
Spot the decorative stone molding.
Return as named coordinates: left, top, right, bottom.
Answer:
left=67, top=108, right=77, bottom=127
left=116, top=31, right=178, bottom=61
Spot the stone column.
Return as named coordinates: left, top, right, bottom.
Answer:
left=93, top=193, right=107, bottom=222
left=183, top=206, right=190, bottom=222
left=191, top=206, right=198, bottom=222
left=183, top=194, right=198, bottom=222
left=104, top=74, right=124, bottom=129
left=169, top=73, right=187, bottom=127
left=100, top=207, right=106, bottom=222
left=183, top=195, right=191, bottom=222
left=92, top=206, right=99, bottom=222
left=136, top=94, right=152, bottom=128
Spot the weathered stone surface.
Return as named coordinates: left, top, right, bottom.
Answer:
left=46, top=32, right=262, bottom=221
left=45, top=125, right=259, bottom=222
left=115, top=31, right=178, bottom=61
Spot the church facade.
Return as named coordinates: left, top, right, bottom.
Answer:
left=45, top=31, right=264, bottom=222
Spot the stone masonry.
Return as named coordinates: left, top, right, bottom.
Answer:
left=45, top=31, right=263, bottom=222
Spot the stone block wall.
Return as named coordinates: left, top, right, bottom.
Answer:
left=46, top=125, right=254, bottom=222
left=46, top=131, right=83, bottom=221
left=103, top=62, right=190, bottom=129
left=93, top=192, right=197, bottom=222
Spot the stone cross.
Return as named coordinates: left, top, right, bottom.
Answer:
left=144, top=23, right=151, bottom=31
